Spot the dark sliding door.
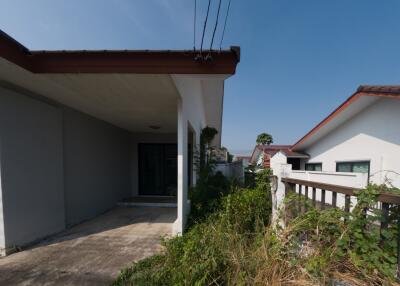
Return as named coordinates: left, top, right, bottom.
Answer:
left=139, top=144, right=177, bottom=196
left=287, top=158, right=301, bottom=170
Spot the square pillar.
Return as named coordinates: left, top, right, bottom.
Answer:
left=173, top=98, right=189, bottom=235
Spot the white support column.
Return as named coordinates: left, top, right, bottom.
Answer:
left=270, top=152, right=291, bottom=227
left=173, top=98, right=188, bottom=235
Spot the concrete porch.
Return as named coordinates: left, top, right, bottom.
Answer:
left=0, top=206, right=175, bottom=286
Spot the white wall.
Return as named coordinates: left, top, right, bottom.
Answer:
left=214, top=162, right=244, bottom=182
left=289, top=170, right=368, bottom=189
left=171, top=75, right=215, bottom=234
left=0, top=86, right=136, bottom=252
left=172, top=76, right=207, bottom=135
left=0, top=87, right=65, bottom=251
left=303, top=98, right=400, bottom=188
left=286, top=170, right=367, bottom=210
left=63, top=108, right=131, bottom=226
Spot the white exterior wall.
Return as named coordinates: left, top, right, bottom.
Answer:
left=286, top=170, right=366, bottom=210
left=171, top=76, right=208, bottom=234
left=303, top=98, right=400, bottom=188
left=271, top=151, right=369, bottom=218
left=62, top=108, right=131, bottom=227
left=214, top=161, right=244, bottom=182
left=289, top=170, right=368, bottom=189
left=0, top=87, right=65, bottom=253
left=0, top=86, right=134, bottom=253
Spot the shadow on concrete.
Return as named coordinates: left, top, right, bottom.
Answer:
left=0, top=206, right=176, bottom=286
left=28, top=206, right=176, bottom=250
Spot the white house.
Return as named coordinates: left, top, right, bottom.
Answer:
left=0, top=30, right=240, bottom=255
left=273, top=85, right=400, bottom=189
left=249, top=145, right=308, bottom=170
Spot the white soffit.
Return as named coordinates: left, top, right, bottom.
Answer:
left=0, top=58, right=179, bottom=133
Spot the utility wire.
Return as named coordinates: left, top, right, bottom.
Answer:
left=193, top=0, right=197, bottom=51
left=200, top=0, right=212, bottom=54
left=219, top=0, right=232, bottom=51
left=210, top=0, right=222, bottom=50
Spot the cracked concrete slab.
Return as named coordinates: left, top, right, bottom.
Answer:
left=0, top=207, right=175, bottom=286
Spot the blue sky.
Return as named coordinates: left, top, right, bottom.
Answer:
left=1, top=0, right=400, bottom=155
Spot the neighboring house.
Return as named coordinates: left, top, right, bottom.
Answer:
left=278, top=85, right=400, bottom=188
left=0, top=30, right=240, bottom=255
left=249, top=145, right=308, bottom=170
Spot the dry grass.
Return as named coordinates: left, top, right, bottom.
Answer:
left=223, top=215, right=400, bottom=286
left=114, top=185, right=400, bottom=286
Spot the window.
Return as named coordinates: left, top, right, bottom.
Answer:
left=336, top=161, right=370, bottom=174
left=305, top=163, right=322, bottom=171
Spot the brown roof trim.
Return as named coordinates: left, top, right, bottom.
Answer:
left=291, top=85, right=400, bottom=151
left=0, top=30, right=239, bottom=74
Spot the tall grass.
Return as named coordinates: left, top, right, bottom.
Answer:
left=113, top=172, right=400, bottom=285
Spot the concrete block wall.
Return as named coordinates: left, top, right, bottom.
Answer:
left=63, top=108, right=131, bottom=226
left=0, top=87, right=65, bottom=251
left=0, top=86, right=134, bottom=252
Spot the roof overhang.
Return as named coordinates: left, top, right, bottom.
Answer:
left=292, top=86, right=400, bottom=151
left=0, top=30, right=240, bottom=134
left=0, top=30, right=240, bottom=74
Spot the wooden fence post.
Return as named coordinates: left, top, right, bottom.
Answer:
left=298, top=185, right=302, bottom=214
left=332, top=191, right=337, bottom=208
left=321, top=189, right=326, bottom=210
left=312, top=187, right=316, bottom=207
left=305, top=186, right=309, bottom=211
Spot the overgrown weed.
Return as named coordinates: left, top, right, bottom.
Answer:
left=113, top=172, right=400, bottom=286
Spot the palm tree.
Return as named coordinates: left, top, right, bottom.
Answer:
left=256, top=133, right=273, bottom=146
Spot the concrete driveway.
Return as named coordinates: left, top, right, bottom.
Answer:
left=0, top=207, right=175, bottom=286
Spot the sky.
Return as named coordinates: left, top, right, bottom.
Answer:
left=1, top=0, right=400, bottom=155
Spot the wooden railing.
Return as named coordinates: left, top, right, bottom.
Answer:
left=282, top=177, right=400, bottom=278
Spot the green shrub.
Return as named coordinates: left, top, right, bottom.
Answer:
left=220, top=187, right=271, bottom=234
left=114, top=179, right=399, bottom=285
left=112, top=255, right=167, bottom=286
left=255, top=168, right=272, bottom=192
left=188, top=170, right=231, bottom=225
left=113, top=185, right=272, bottom=286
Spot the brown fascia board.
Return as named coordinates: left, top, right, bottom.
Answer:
left=0, top=30, right=240, bottom=74
left=0, top=30, right=34, bottom=70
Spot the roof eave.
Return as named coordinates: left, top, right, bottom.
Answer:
left=0, top=30, right=239, bottom=74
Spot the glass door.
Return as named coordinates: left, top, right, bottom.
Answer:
left=138, top=144, right=177, bottom=196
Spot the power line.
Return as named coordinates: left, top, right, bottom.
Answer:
left=200, top=0, right=211, bottom=54
left=210, top=0, right=222, bottom=50
left=219, top=0, right=232, bottom=51
left=193, top=0, right=197, bottom=51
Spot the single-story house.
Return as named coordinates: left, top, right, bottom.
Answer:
left=0, top=30, right=239, bottom=255
left=249, top=145, right=308, bottom=170
left=279, top=85, right=400, bottom=188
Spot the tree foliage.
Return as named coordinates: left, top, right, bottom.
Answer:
left=256, top=132, right=273, bottom=146
left=199, top=126, right=218, bottom=172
